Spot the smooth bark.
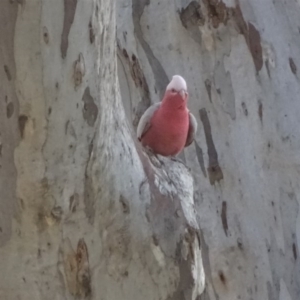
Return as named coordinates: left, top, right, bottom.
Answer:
left=0, top=1, right=203, bottom=299
left=117, top=0, right=300, bottom=299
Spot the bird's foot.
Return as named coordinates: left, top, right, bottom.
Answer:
left=170, top=156, right=184, bottom=164
left=144, top=147, right=164, bottom=167
left=170, top=156, right=191, bottom=170
left=144, top=146, right=157, bottom=158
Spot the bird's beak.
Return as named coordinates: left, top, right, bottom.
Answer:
left=179, top=89, right=187, bottom=100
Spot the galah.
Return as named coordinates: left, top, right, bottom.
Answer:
left=137, top=75, right=197, bottom=157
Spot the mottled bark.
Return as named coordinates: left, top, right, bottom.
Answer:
left=0, top=1, right=203, bottom=300
left=117, top=0, right=300, bottom=300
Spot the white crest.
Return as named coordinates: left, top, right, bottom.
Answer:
left=166, top=75, right=187, bottom=91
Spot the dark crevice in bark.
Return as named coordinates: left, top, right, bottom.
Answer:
left=61, top=0, right=78, bottom=58
left=233, top=4, right=263, bottom=73
left=221, top=201, right=228, bottom=236
left=81, top=87, right=98, bottom=127
left=132, top=0, right=169, bottom=99
left=199, top=108, right=223, bottom=185
left=195, top=141, right=207, bottom=178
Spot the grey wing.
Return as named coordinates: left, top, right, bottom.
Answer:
left=185, top=112, right=198, bottom=147
left=137, top=102, right=161, bottom=140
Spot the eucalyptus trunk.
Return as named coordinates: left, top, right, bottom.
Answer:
left=118, top=0, right=300, bottom=299
left=0, top=1, right=203, bottom=300
left=1, top=0, right=300, bottom=299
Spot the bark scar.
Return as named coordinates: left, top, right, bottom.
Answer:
left=221, top=201, right=228, bottom=236
left=199, top=108, right=223, bottom=185
left=62, top=238, right=91, bottom=297
left=61, top=0, right=78, bottom=58
left=81, top=87, right=98, bottom=127
left=132, top=0, right=169, bottom=98
left=233, top=5, right=263, bottom=72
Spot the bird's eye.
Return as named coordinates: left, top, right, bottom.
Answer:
left=171, top=88, right=176, bottom=93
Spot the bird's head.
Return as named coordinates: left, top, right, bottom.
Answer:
left=165, top=75, right=188, bottom=105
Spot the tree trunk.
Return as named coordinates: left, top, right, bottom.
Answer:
left=0, top=1, right=204, bottom=300
left=117, top=0, right=300, bottom=300
left=2, top=0, right=300, bottom=299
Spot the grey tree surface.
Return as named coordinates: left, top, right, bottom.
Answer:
left=117, top=0, right=300, bottom=300
left=1, top=0, right=299, bottom=299
left=0, top=1, right=203, bottom=300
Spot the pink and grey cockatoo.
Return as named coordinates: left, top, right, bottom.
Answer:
left=137, top=75, right=197, bottom=157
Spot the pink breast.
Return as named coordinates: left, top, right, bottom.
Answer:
left=141, top=108, right=189, bottom=156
